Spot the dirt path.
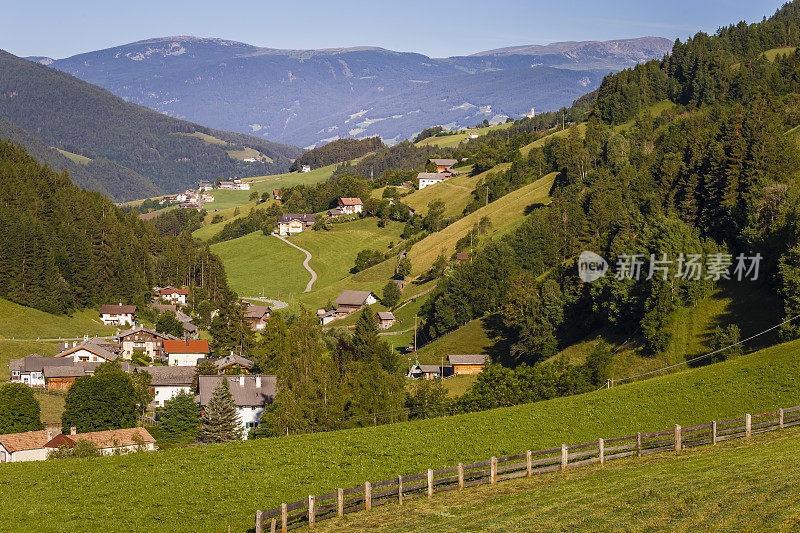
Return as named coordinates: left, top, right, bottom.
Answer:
left=274, top=234, right=317, bottom=293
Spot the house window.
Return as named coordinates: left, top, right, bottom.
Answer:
left=0, top=451, right=6, bottom=462
left=79, top=357, right=89, bottom=362
left=245, top=422, right=259, bottom=429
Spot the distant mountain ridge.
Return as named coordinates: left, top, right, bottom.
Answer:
left=38, top=36, right=672, bottom=148
left=0, top=50, right=303, bottom=200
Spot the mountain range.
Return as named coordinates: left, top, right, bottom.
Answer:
left=0, top=50, right=302, bottom=201
left=34, top=36, right=672, bottom=148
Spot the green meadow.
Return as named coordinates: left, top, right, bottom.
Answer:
left=2, top=338, right=800, bottom=532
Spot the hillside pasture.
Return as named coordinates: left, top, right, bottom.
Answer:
left=415, top=123, right=513, bottom=149
left=407, top=172, right=556, bottom=275
left=2, top=339, right=800, bottom=531
left=317, top=429, right=800, bottom=531
left=0, top=298, right=115, bottom=340
left=403, top=164, right=507, bottom=219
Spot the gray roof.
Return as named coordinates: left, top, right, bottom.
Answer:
left=429, top=159, right=458, bottom=166
left=198, top=375, right=277, bottom=407
left=142, top=366, right=195, bottom=386
left=117, top=327, right=171, bottom=340
left=448, top=354, right=488, bottom=366
left=334, top=290, right=376, bottom=307
left=377, top=312, right=395, bottom=320
left=10, top=355, right=74, bottom=373
left=45, top=366, right=87, bottom=378
left=56, top=338, right=120, bottom=361
left=278, top=213, right=316, bottom=224
left=418, top=364, right=450, bottom=374
left=417, top=172, right=446, bottom=181
left=152, top=303, right=177, bottom=313
left=245, top=305, right=270, bottom=319
left=215, top=354, right=254, bottom=370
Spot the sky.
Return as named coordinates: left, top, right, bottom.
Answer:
left=0, top=0, right=787, bottom=59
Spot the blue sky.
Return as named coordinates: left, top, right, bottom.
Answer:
left=0, top=0, right=786, bottom=59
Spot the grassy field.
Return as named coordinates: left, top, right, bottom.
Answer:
left=210, top=232, right=310, bottom=298
left=763, top=46, right=798, bottom=61
left=520, top=124, right=586, bottom=156
left=413, top=318, right=494, bottom=365
left=407, top=172, right=556, bottom=276
left=213, top=219, right=405, bottom=307
left=34, top=391, right=66, bottom=425
left=0, top=298, right=116, bottom=340
left=318, top=428, right=800, bottom=532
left=415, top=123, right=513, bottom=149
left=403, top=164, right=508, bottom=219
left=56, top=148, right=91, bottom=165
left=3, top=338, right=800, bottom=531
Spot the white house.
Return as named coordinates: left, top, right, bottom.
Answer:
left=55, top=337, right=121, bottom=364
left=338, top=197, right=363, bottom=215
left=117, top=327, right=176, bottom=360
left=9, top=355, right=75, bottom=386
left=158, top=287, right=189, bottom=306
left=235, top=182, right=251, bottom=190
left=333, top=290, right=379, bottom=315
left=0, top=429, right=56, bottom=462
left=301, top=165, right=312, bottom=173
left=198, top=375, right=277, bottom=439
left=163, top=339, right=210, bottom=366
left=99, top=304, right=137, bottom=326
left=277, top=214, right=316, bottom=236
left=469, top=131, right=480, bottom=139
left=141, top=366, right=195, bottom=408
left=417, top=172, right=448, bottom=190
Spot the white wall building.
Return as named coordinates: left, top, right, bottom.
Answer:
left=198, top=375, right=277, bottom=439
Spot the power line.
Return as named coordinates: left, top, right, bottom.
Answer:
left=608, top=314, right=800, bottom=386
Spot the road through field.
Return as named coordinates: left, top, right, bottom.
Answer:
left=274, top=234, right=317, bottom=292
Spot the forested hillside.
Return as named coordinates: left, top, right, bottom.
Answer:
left=419, top=1, right=800, bottom=366
left=0, top=50, right=303, bottom=201
left=289, top=137, right=383, bottom=171
left=0, top=140, right=231, bottom=314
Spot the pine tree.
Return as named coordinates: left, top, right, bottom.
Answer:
left=199, top=378, right=243, bottom=443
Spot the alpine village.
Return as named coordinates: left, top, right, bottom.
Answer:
left=4, top=2, right=800, bottom=531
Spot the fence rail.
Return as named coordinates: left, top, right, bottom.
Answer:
left=254, top=405, right=800, bottom=532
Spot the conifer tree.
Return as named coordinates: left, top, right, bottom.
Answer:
left=199, top=378, right=243, bottom=443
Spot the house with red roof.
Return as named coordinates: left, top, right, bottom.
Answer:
left=337, top=197, right=363, bottom=215
left=163, top=339, right=210, bottom=366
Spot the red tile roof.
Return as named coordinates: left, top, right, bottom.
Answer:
left=0, top=430, right=51, bottom=453
left=339, top=197, right=363, bottom=206
left=44, top=428, right=156, bottom=449
left=162, top=339, right=209, bottom=354
left=160, top=288, right=189, bottom=296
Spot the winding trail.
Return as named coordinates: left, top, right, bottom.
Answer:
left=241, top=297, right=288, bottom=310
left=273, top=234, right=317, bottom=293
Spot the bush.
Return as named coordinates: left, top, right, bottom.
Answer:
left=48, top=439, right=102, bottom=459
left=382, top=281, right=401, bottom=308
left=159, top=391, right=201, bottom=444
left=0, top=383, right=43, bottom=434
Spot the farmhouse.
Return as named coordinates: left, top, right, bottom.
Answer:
left=158, top=287, right=189, bottom=306
left=42, top=365, right=91, bottom=391
left=469, top=131, right=480, bottom=139
left=430, top=158, right=458, bottom=172
left=198, top=374, right=277, bottom=439
left=99, top=304, right=137, bottom=326
left=278, top=213, right=316, bottom=236
left=198, top=182, right=213, bottom=191
left=218, top=181, right=236, bottom=189
left=152, top=302, right=177, bottom=314
left=244, top=304, right=271, bottom=331
left=163, top=339, right=210, bottom=366
left=408, top=363, right=452, bottom=380
left=44, top=427, right=156, bottom=456
left=301, top=164, right=311, bottom=173
left=417, top=172, right=449, bottom=190
left=273, top=189, right=281, bottom=200
left=448, top=354, right=488, bottom=375
left=337, top=197, right=363, bottom=215
left=142, top=366, right=195, bottom=407
left=333, top=290, right=379, bottom=315
left=377, top=311, right=396, bottom=330
left=327, top=208, right=344, bottom=218
left=0, top=429, right=57, bottom=462
left=117, top=326, right=176, bottom=360
left=56, top=337, right=121, bottom=363
left=9, top=355, right=74, bottom=387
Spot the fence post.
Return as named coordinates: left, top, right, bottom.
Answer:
left=675, top=425, right=681, bottom=453
left=598, top=438, right=604, bottom=465
left=780, top=409, right=785, bottom=429
left=561, top=444, right=568, bottom=471
left=308, top=495, right=315, bottom=528
left=458, top=463, right=464, bottom=489
left=712, top=421, right=717, bottom=445
left=490, top=457, right=498, bottom=484
left=636, top=432, right=642, bottom=457
left=270, top=518, right=276, bottom=533
left=281, top=503, right=287, bottom=533
left=337, top=488, right=343, bottom=517
left=365, top=482, right=372, bottom=511
left=746, top=414, right=751, bottom=437
left=526, top=450, right=532, bottom=477
left=398, top=475, right=403, bottom=505
left=427, top=469, right=434, bottom=498
left=255, top=510, right=262, bottom=533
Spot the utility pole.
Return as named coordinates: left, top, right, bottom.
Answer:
left=485, top=185, right=489, bottom=206
left=441, top=356, right=444, bottom=380
left=414, top=316, right=418, bottom=352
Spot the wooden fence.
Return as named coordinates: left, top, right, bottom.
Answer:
left=254, top=405, right=800, bottom=532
